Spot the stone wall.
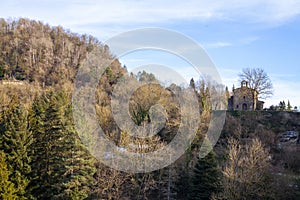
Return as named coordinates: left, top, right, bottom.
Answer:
left=228, top=80, right=263, bottom=111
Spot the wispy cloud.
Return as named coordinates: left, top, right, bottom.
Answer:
left=64, top=1, right=300, bottom=26
left=238, top=36, right=259, bottom=45
left=205, top=42, right=232, bottom=48
left=2, top=1, right=300, bottom=30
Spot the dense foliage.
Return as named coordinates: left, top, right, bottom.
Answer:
left=188, top=151, right=220, bottom=200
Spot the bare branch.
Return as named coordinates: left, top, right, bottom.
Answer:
left=238, top=68, right=273, bottom=99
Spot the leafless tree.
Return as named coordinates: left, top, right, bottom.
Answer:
left=219, top=137, right=273, bottom=199
left=239, top=68, right=273, bottom=99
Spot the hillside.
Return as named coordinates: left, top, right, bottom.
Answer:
left=217, top=111, right=300, bottom=199
left=0, top=18, right=126, bottom=86
left=0, top=18, right=299, bottom=199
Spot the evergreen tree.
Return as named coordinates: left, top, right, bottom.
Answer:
left=28, top=91, right=96, bottom=199
left=282, top=100, right=286, bottom=111
left=279, top=101, right=283, bottom=111
left=58, top=98, right=96, bottom=199
left=0, top=96, right=32, bottom=199
left=27, top=92, right=49, bottom=198
left=295, top=177, right=300, bottom=199
left=190, top=78, right=196, bottom=90
left=287, top=100, right=292, bottom=111
left=225, top=86, right=230, bottom=101
left=0, top=151, right=18, bottom=200
left=188, top=151, right=221, bottom=200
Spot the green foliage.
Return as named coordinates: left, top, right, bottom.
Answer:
left=279, top=100, right=286, bottom=111
left=0, top=65, right=5, bottom=78
left=28, top=90, right=96, bottom=199
left=189, top=151, right=221, bottom=200
left=0, top=151, right=18, bottom=200
left=295, top=177, right=300, bottom=198
left=287, top=100, right=292, bottom=111
left=0, top=96, right=32, bottom=199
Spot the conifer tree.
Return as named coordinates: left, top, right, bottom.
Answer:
left=287, top=100, right=292, bottom=111
left=27, top=92, right=49, bottom=198
left=0, top=96, right=32, bottom=199
left=188, top=151, right=221, bottom=200
left=29, top=91, right=96, bottom=199
left=282, top=100, right=286, bottom=111
left=190, top=78, right=196, bottom=90
left=0, top=151, right=18, bottom=200
left=58, top=97, right=96, bottom=199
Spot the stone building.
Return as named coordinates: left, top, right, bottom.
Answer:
left=228, top=80, right=264, bottom=111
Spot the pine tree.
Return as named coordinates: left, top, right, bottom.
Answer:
left=188, top=151, right=221, bottom=200
left=0, top=96, right=32, bottom=199
left=0, top=151, right=18, bottom=200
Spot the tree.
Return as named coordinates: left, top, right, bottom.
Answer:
left=287, top=100, right=292, bottom=111
left=295, top=177, right=300, bottom=199
left=92, top=163, right=130, bottom=200
left=282, top=100, right=286, bottom=111
left=225, top=86, right=230, bottom=101
left=190, top=78, right=196, bottom=90
left=28, top=91, right=96, bottom=199
left=279, top=100, right=286, bottom=111
left=0, top=151, right=18, bottom=200
left=188, top=151, right=221, bottom=200
left=220, top=137, right=273, bottom=199
left=239, top=68, right=273, bottom=99
left=0, top=96, right=32, bottom=199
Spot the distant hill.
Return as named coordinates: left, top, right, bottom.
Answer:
left=0, top=18, right=123, bottom=86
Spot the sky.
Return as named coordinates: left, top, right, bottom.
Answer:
left=1, top=0, right=300, bottom=108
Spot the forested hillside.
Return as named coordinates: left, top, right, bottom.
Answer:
left=0, top=18, right=299, bottom=199
left=0, top=18, right=102, bottom=85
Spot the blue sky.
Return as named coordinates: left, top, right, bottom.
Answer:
left=1, top=0, right=300, bottom=108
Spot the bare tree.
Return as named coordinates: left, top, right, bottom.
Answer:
left=220, top=137, right=273, bottom=199
left=239, top=68, right=273, bottom=99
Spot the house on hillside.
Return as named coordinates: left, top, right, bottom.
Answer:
left=228, top=80, right=264, bottom=111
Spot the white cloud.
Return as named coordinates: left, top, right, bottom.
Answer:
left=205, top=42, right=232, bottom=48
left=2, top=1, right=300, bottom=29
left=238, top=36, right=259, bottom=45
left=63, top=1, right=300, bottom=26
